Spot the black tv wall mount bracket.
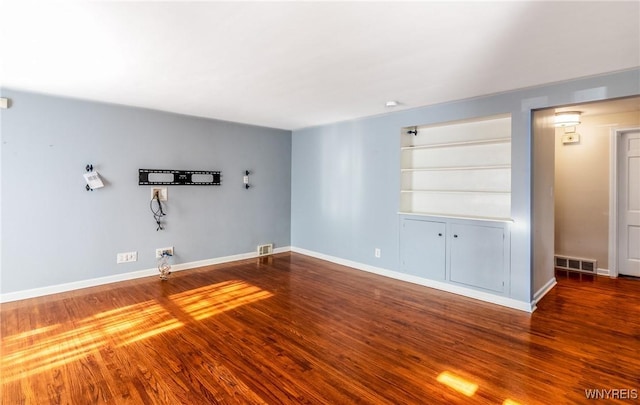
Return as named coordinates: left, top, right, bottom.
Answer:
left=138, top=169, right=221, bottom=186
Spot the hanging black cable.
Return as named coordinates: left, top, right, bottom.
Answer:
left=150, top=193, right=166, bottom=231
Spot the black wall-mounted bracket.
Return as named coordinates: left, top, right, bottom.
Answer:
left=244, top=170, right=250, bottom=189
left=139, top=169, right=221, bottom=186
left=85, top=164, right=93, bottom=191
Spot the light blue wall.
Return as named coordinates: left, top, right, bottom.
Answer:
left=291, top=69, right=640, bottom=303
left=2, top=70, right=638, bottom=300
left=0, top=89, right=291, bottom=294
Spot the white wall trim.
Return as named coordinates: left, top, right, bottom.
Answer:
left=0, top=246, right=291, bottom=303
left=291, top=247, right=534, bottom=313
left=597, top=268, right=610, bottom=277
left=533, top=277, right=557, bottom=306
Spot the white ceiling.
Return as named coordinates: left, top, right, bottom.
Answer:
left=1, top=1, right=638, bottom=130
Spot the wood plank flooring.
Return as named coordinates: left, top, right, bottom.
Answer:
left=1, top=252, right=639, bottom=404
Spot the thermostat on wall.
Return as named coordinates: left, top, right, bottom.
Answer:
left=561, top=133, right=580, bottom=144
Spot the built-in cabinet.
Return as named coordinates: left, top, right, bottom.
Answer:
left=398, top=114, right=513, bottom=298
left=400, top=216, right=510, bottom=295
left=449, top=222, right=506, bottom=293
left=400, top=219, right=446, bottom=280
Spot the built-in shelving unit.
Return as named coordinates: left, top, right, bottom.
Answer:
left=400, top=114, right=512, bottom=220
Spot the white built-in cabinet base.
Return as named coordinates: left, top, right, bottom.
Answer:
left=399, top=214, right=511, bottom=297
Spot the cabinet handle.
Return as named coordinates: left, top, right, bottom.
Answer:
left=438, top=233, right=442, bottom=237
left=453, top=234, right=458, bottom=238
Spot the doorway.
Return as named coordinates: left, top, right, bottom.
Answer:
left=613, top=128, right=640, bottom=277
left=533, top=96, right=640, bottom=291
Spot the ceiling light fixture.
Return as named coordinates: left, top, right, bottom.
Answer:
left=554, top=111, right=581, bottom=127
left=385, top=100, right=399, bottom=108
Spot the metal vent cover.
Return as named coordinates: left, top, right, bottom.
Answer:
left=555, top=255, right=597, bottom=273
left=257, top=244, right=273, bottom=256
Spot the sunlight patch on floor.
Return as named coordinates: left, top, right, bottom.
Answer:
left=0, top=280, right=273, bottom=384
left=436, top=370, right=525, bottom=404
left=1, top=299, right=182, bottom=383
left=170, top=280, right=274, bottom=321
left=2, top=324, right=60, bottom=342
left=503, top=399, right=523, bottom=405
left=437, top=371, right=479, bottom=397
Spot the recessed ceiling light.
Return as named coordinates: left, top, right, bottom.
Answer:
left=385, top=100, right=399, bottom=108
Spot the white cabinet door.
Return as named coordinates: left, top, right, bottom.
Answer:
left=449, top=223, right=505, bottom=293
left=400, top=219, right=446, bottom=281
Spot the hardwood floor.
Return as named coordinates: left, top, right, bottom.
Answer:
left=1, top=253, right=639, bottom=404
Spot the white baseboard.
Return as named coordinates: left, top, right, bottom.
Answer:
left=597, top=268, right=610, bottom=276
left=0, top=246, right=291, bottom=303
left=533, top=277, right=557, bottom=306
left=2, top=246, right=536, bottom=313
left=291, top=247, right=534, bottom=313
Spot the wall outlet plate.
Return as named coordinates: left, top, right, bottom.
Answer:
left=117, top=251, right=138, bottom=263
left=151, top=187, right=168, bottom=201
left=156, top=246, right=174, bottom=259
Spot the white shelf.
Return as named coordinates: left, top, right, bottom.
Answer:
left=401, top=189, right=511, bottom=194
left=401, top=164, right=511, bottom=172
left=398, top=211, right=514, bottom=223
left=401, top=137, right=511, bottom=151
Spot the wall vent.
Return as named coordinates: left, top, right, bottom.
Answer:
left=555, top=255, right=597, bottom=274
left=257, top=244, right=273, bottom=256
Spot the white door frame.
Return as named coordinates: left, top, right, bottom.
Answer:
left=608, top=127, right=640, bottom=277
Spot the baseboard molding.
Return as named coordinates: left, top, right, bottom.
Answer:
left=597, top=268, right=610, bottom=277
left=0, top=246, right=291, bottom=303
left=533, top=277, right=557, bottom=306
left=291, top=247, right=534, bottom=313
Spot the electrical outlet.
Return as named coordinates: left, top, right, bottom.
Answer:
left=375, top=248, right=381, bottom=258
left=117, top=251, right=138, bottom=264
left=156, top=246, right=174, bottom=259
left=151, top=187, right=168, bottom=201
